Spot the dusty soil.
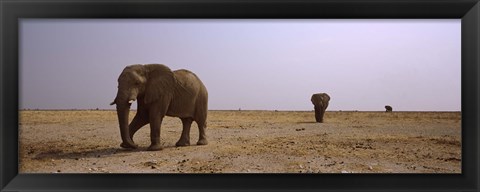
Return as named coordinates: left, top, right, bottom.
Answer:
left=19, top=110, right=461, bottom=173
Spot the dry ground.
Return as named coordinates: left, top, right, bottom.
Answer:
left=19, top=110, right=461, bottom=173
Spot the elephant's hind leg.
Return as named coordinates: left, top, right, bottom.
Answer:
left=176, top=118, right=192, bottom=147
left=196, top=119, right=208, bottom=145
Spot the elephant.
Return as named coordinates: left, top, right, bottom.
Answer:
left=110, top=64, right=208, bottom=151
left=385, top=105, right=393, bottom=112
left=311, top=93, right=330, bottom=123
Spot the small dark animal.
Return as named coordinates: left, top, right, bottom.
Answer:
left=385, top=105, right=393, bottom=112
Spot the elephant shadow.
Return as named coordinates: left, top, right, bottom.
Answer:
left=295, top=121, right=318, bottom=124
left=33, top=145, right=179, bottom=160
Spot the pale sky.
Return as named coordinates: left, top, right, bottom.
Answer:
left=19, top=19, right=461, bottom=111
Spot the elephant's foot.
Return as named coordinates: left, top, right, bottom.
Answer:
left=147, top=144, right=163, bottom=151
left=175, top=140, right=190, bottom=147
left=120, top=142, right=138, bottom=149
left=196, top=138, right=208, bottom=145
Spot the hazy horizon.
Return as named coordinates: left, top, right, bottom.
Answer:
left=20, top=19, right=461, bottom=111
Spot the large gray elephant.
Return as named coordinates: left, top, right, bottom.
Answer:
left=311, top=93, right=330, bottom=123
left=110, top=64, right=208, bottom=151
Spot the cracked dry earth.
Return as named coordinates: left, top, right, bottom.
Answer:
left=19, top=110, right=461, bottom=173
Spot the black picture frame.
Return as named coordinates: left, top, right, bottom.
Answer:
left=1, top=0, right=479, bottom=191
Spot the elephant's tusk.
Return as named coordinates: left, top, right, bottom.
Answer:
left=128, top=100, right=135, bottom=104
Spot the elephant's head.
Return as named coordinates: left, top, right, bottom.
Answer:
left=311, top=93, right=330, bottom=109
left=110, top=64, right=176, bottom=148
left=110, top=65, right=147, bottom=106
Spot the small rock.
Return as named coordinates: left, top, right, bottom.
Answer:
left=368, top=166, right=373, bottom=170
left=299, top=165, right=304, bottom=169
left=341, top=170, right=349, bottom=173
left=57, top=170, right=61, bottom=173
left=151, top=166, right=156, bottom=169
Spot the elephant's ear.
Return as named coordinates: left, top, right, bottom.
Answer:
left=321, top=93, right=330, bottom=102
left=311, top=94, right=317, bottom=104
left=144, top=64, right=177, bottom=104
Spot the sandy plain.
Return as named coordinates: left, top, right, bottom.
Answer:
left=19, top=110, right=461, bottom=173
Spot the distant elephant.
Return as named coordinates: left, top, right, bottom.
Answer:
left=110, top=64, right=208, bottom=151
left=385, top=105, right=393, bottom=112
left=311, top=93, right=330, bottom=123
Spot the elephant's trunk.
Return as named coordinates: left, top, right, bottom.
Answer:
left=314, top=105, right=324, bottom=123
left=116, top=102, right=137, bottom=149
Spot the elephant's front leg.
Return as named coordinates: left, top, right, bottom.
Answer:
left=176, top=118, right=192, bottom=147
left=128, top=110, right=149, bottom=141
left=147, top=115, right=164, bottom=151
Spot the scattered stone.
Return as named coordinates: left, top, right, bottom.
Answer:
left=368, top=166, right=373, bottom=170
left=89, top=168, right=98, bottom=171
left=341, top=170, right=349, bottom=173
left=299, top=165, right=304, bottom=169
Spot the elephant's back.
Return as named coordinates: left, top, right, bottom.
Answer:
left=174, top=69, right=207, bottom=93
